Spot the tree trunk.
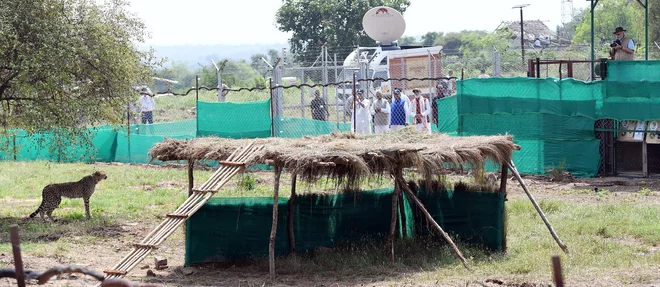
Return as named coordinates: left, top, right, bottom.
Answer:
left=269, top=166, right=283, bottom=280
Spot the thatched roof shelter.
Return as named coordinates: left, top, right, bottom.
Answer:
left=149, top=127, right=520, bottom=188
left=148, top=128, right=570, bottom=278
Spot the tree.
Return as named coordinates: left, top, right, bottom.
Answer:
left=250, top=53, right=270, bottom=76
left=572, top=0, right=644, bottom=57
left=276, top=0, right=411, bottom=63
left=198, top=60, right=266, bottom=89
left=421, top=32, right=440, bottom=46
left=398, top=36, right=418, bottom=46
left=155, top=61, right=196, bottom=93
left=556, top=8, right=588, bottom=44
left=0, top=0, right=156, bottom=144
left=650, top=0, right=660, bottom=58
left=434, top=32, right=464, bottom=53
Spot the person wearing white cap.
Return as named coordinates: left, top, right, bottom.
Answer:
left=389, top=88, right=410, bottom=131
left=410, top=88, right=432, bottom=135
left=348, top=89, right=372, bottom=134
left=370, top=91, right=390, bottom=134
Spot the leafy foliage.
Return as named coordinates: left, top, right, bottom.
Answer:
left=572, top=0, right=645, bottom=57
left=0, top=0, right=157, bottom=152
left=275, top=0, right=411, bottom=63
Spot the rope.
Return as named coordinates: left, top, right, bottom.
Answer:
left=99, top=142, right=264, bottom=284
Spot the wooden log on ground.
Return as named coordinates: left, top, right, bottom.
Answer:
left=396, top=176, right=471, bottom=270
left=288, top=173, right=297, bottom=254
left=506, top=160, right=569, bottom=254
left=269, top=166, right=283, bottom=280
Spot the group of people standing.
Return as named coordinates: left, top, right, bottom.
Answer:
left=346, top=80, right=454, bottom=135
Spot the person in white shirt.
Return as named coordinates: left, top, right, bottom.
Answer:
left=138, top=88, right=156, bottom=124
left=370, top=91, right=391, bottom=134
left=410, top=89, right=432, bottom=135
left=347, top=89, right=372, bottom=134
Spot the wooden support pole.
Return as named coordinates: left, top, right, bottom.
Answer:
left=188, top=160, right=194, bottom=196
left=288, top=173, right=297, bottom=254
left=397, top=176, right=471, bottom=270
left=552, top=255, right=565, bottom=287
left=387, top=175, right=401, bottom=262
left=499, top=164, right=508, bottom=252
left=506, top=160, right=569, bottom=253
left=10, top=225, right=26, bottom=287
left=269, top=165, right=283, bottom=280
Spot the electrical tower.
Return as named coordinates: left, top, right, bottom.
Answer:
left=561, top=0, right=574, bottom=25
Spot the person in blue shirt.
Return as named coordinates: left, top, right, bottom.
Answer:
left=389, top=88, right=410, bottom=131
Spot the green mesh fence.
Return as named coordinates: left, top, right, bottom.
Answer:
left=0, top=127, right=118, bottom=162
left=5, top=61, right=660, bottom=175
left=185, top=187, right=505, bottom=265
left=197, top=100, right=272, bottom=138
left=436, top=97, right=458, bottom=134
left=413, top=188, right=505, bottom=251
left=274, top=117, right=351, bottom=138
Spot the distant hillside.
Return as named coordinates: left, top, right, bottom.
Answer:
left=143, top=43, right=290, bottom=67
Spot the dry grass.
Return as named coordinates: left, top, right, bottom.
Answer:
left=149, top=128, right=519, bottom=189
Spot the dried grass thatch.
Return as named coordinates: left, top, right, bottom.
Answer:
left=149, top=127, right=520, bottom=188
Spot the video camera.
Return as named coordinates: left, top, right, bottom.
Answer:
left=610, top=39, right=622, bottom=48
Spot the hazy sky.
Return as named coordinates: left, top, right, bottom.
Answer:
left=124, top=0, right=590, bottom=46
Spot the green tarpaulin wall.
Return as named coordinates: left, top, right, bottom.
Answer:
left=433, top=60, right=660, bottom=177
left=185, top=187, right=505, bottom=265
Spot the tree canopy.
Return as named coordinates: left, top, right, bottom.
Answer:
left=275, top=0, right=410, bottom=63
left=0, top=0, right=156, bottom=136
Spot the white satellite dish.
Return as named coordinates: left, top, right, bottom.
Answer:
left=362, top=6, right=406, bottom=46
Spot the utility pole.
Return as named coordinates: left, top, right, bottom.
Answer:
left=513, top=4, right=530, bottom=69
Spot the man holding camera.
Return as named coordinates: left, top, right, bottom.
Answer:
left=610, top=27, right=635, bottom=60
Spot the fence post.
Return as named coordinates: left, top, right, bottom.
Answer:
left=300, top=69, right=305, bottom=118
left=334, top=53, right=340, bottom=123
left=536, top=58, right=541, bottom=78
left=212, top=59, right=227, bottom=102
left=270, top=78, right=275, bottom=137
left=352, top=73, right=357, bottom=133
left=272, top=59, right=283, bottom=119
left=195, top=75, right=199, bottom=137
left=13, top=134, right=17, bottom=161
left=10, top=225, right=26, bottom=287
left=427, top=50, right=432, bottom=96
left=322, top=46, right=329, bottom=104
left=552, top=255, right=564, bottom=287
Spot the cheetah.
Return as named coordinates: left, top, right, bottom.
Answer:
left=29, top=171, right=108, bottom=222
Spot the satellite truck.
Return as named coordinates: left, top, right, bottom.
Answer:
left=337, top=6, right=443, bottom=106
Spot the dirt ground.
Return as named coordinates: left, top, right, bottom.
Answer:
left=3, top=170, right=660, bottom=287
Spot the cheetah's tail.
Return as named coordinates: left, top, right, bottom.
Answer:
left=29, top=203, right=43, bottom=218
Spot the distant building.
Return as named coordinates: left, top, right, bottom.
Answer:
left=496, top=20, right=557, bottom=48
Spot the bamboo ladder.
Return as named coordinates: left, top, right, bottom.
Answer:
left=101, top=142, right=264, bottom=282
